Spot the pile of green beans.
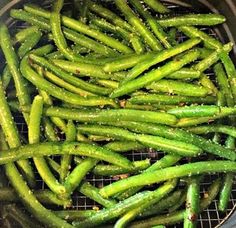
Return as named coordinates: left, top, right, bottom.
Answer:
left=0, top=0, right=235, bottom=227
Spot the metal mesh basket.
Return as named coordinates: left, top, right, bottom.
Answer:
left=0, top=0, right=236, bottom=227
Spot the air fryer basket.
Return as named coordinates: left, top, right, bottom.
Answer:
left=0, top=0, right=236, bottom=227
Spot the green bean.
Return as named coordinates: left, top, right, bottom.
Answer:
left=167, top=105, right=236, bottom=118
left=122, top=101, right=167, bottom=111
left=0, top=91, right=72, bottom=227
left=88, top=135, right=114, bottom=142
left=199, top=74, right=218, bottom=96
left=114, top=179, right=178, bottom=228
left=60, top=120, right=76, bottom=182
left=93, top=159, right=151, bottom=176
left=79, top=0, right=89, bottom=23
left=123, top=38, right=201, bottom=84
left=96, top=80, right=119, bottom=89
left=166, top=68, right=201, bottom=80
left=24, top=4, right=133, bottom=54
left=218, top=136, right=235, bottom=212
left=158, top=14, right=226, bottom=27
left=129, top=0, right=171, bottom=49
left=77, top=124, right=202, bottom=157
left=31, top=44, right=54, bottom=56
left=17, top=30, right=42, bottom=59
left=90, top=17, right=144, bottom=54
left=2, top=67, right=12, bottom=90
left=43, top=118, right=59, bottom=142
left=110, top=49, right=200, bottom=98
left=219, top=51, right=236, bottom=101
left=169, top=27, right=178, bottom=45
left=168, top=190, right=187, bottom=213
left=20, top=56, right=117, bottom=107
left=99, top=161, right=235, bottom=198
left=39, top=106, right=177, bottom=125
left=74, top=179, right=177, bottom=227
left=80, top=182, right=117, bottom=208
left=87, top=0, right=134, bottom=32
left=97, top=121, right=236, bottom=161
left=142, top=0, right=170, bottom=13
left=147, top=79, right=210, bottom=97
left=63, top=158, right=98, bottom=198
left=187, top=125, right=236, bottom=138
left=50, top=0, right=77, bottom=61
left=184, top=176, right=200, bottom=228
left=29, top=96, right=66, bottom=196
left=0, top=141, right=132, bottom=169
left=105, top=141, right=144, bottom=152
left=214, top=63, right=235, bottom=107
left=129, top=178, right=221, bottom=228
left=115, top=0, right=163, bottom=51
left=15, top=26, right=40, bottom=43
left=29, top=54, right=113, bottom=96
left=54, top=210, right=96, bottom=221
left=116, top=154, right=181, bottom=200
left=103, top=52, right=158, bottom=73
left=139, top=189, right=184, bottom=218
left=46, top=157, right=61, bottom=175
left=179, top=26, right=222, bottom=49
left=0, top=23, right=31, bottom=123
left=0, top=80, right=35, bottom=187
left=193, top=42, right=233, bottom=73
left=129, top=94, right=215, bottom=105
left=11, top=10, right=118, bottom=56
left=51, top=59, right=126, bottom=80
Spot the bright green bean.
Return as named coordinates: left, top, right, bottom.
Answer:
left=167, top=68, right=201, bottom=80
left=158, top=14, right=226, bottom=27
left=142, top=0, right=170, bottom=13
left=123, top=38, right=201, bottom=84
left=111, top=49, right=200, bottom=98
left=20, top=56, right=117, bottom=107
left=93, top=159, right=151, bottom=176
left=15, top=26, right=40, bottom=43
left=105, top=141, right=144, bottom=152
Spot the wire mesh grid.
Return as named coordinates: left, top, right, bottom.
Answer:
left=1, top=0, right=236, bottom=227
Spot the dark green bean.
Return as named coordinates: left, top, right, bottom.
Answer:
left=110, top=49, right=200, bottom=98
left=2, top=67, right=12, bottom=90
left=15, top=26, right=40, bottom=43
left=54, top=210, right=96, bottom=221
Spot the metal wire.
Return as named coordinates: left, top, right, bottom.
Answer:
left=1, top=0, right=236, bottom=227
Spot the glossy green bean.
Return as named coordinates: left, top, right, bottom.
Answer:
left=51, top=59, right=126, bottom=80
left=99, top=161, right=235, bottom=198
left=74, top=180, right=177, bottom=227
left=2, top=67, right=12, bottom=90
left=80, top=182, right=117, bottom=208
left=167, top=68, right=201, bottom=80
left=0, top=23, right=31, bottom=123
left=109, top=121, right=236, bottom=160
left=214, top=63, right=235, bottom=107
left=219, top=51, right=236, bottom=101
left=11, top=9, right=118, bottom=56
left=15, top=26, right=40, bottom=43
left=167, top=105, right=236, bottom=118
left=114, top=179, right=178, bottom=228
left=123, top=38, right=201, bottom=84
left=103, top=52, right=158, bottom=73
left=158, top=14, right=226, bottom=27
left=147, top=79, right=210, bottom=97
left=129, top=94, right=215, bottom=105
left=93, top=159, right=151, bottom=176
left=129, top=0, right=171, bottom=49
left=116, top=154, right=181, bottom=200
left=115, top=0, right=163, bottom=51
left=179, top=26, right=222, bottom=50
left=110, top=49, right=200, bottom=98
left=46, top=157, right=61, bottom=175
left=168, top=190, right=187, bottom=213
left=60, top=120, right=76, bottom=182
left=218, top=136, right=235, bottom=212
left=184, top=176, right=200, bottom=228
left=104, top=141, right=144, bottom=152
left=129, top=178, right=221, bottom=228
left=199, top=74, right=218, bottom=96
left=20, top=56, right=117, bottom=107
left=0, top=142, right=132, bottom=169
left=87, top=0, right=134, bottom=32
left=24, top=4, right=133, bottom=54
left=29, top=96, right=66, bottom=196
left=0, top=80, right=35, bottom=187
left=17, top=30, right=42, bottom=59
left=30, top=54, right=113, bottom=96
left=142, top=0, right=170, bottom=13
